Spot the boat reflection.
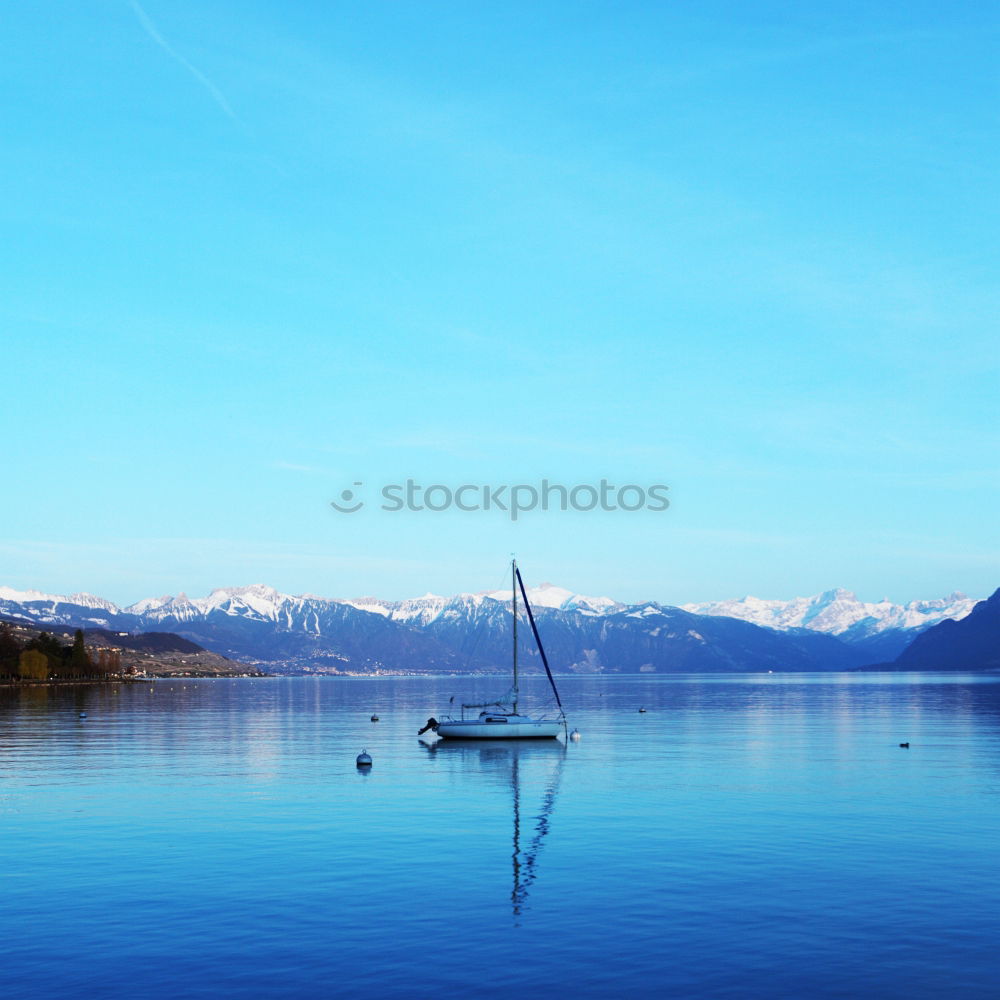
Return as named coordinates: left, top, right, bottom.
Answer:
left=420, top=739, right=566, bottom=920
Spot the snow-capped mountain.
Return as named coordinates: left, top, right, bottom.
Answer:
left=0, top=580, right=984, bottom=673
left=682, top=589, right=979, bottom=660
left=892, top=589, right=1000, bottom=671
left=0, top=585, right=120, bottom=613
left=683, top=589, right=976, bottom=636
left=0, top=585, right=125, bottom=626
left=124, top=585, right=303, bottom=622
left=484, top=582, right=624, bottom=616
left=342, top=583, right=622, bottom=623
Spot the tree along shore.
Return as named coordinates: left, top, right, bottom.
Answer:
left=0, top=625, right=140, bottom=683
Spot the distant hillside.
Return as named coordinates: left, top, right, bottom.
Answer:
left=0, top=619, right=261, bottom=678
left=86, top=629, right=207, bottom=655
left=884, top=589, right=1000, bottom=671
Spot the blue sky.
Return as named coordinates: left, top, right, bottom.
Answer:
left=2, top=1, right=997, bottom=605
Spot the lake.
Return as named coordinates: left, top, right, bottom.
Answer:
left=2, top=673, right=999, bottom=998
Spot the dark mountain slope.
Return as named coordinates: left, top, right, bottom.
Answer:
left=888, top=589, right=1000, bottom=671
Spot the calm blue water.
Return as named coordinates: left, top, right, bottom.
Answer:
left=3, top=674, right=1000, bottom=999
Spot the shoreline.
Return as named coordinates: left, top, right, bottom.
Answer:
left=0, top=677, right=156, bottom=688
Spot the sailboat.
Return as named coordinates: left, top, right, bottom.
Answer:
left=418, top=560, right=567, bottom=740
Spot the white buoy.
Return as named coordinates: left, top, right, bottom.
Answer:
left=356, top=750, right=373, bottom=768
left=638, top=707, right=647, bottom=713
left=570, top=729, right=581, bottom=741
left=79, top=712, right=87, bottom=719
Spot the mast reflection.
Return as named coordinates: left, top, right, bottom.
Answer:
left=420, top=739, right=566, bottom=921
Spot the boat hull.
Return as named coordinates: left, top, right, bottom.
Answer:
left=435, top=719, right=563, bottom=740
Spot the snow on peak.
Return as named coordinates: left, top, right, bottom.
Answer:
left=565, top=594, right=624, bottom=615
left=484, top=582, right=619, bottom=614
left=196, top=584, right=293, bottom=619
left=819, top=587, right=857, bottom=601
left=391, top=594, right=449, bottom=624
left=511, top=583, right=576, bottom=608
left=340, top=583, right=620, bottom=626
left=683, top=590, right=979, bottom=636
left=343, top=597, right=394, bottom=618
left=0, top=585, right=63, bottom=604
left=626, top=602, right=664, bottom=619
left=67, top=592, right=121, bottom=613
left=126, top=595, right=173, bottom=614
left=0, top=585, right=120, bottom=612
left=339, top=593, right=450, bottom=624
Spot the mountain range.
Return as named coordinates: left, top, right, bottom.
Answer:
left=683, top=589, right=977, bottom=660
left=0, top=582, right=984, bottom=675
left=888, top=588, right=1000, bottom=672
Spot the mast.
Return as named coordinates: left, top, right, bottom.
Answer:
left=511, top=558, right=519, bottom=714
left=511, top=743, right=565, bottom=920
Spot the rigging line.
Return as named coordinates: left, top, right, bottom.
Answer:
left=515, top=567, right=564, bottom=715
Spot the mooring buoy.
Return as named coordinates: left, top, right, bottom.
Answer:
left=356, top=750, right=373, bottom=768
left=570, top=729, right=581, bottom=741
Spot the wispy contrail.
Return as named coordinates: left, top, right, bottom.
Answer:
left=129, top=0, right=236, bottom=119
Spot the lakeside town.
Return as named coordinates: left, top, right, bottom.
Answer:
left=0, top=620, right=262, bottom=683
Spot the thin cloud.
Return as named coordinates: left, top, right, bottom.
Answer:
left=129, top=0, right=235, bottom=119
left=272, top=461, right=325, bottom=474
